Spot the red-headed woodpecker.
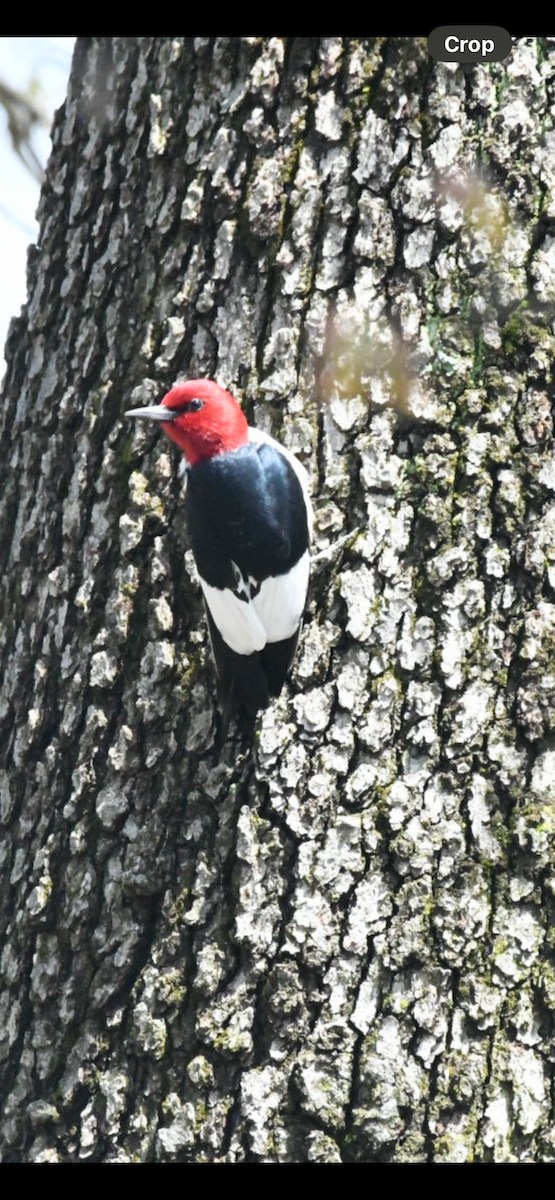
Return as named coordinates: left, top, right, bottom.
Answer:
left=126, top=380, right=312, bottom=718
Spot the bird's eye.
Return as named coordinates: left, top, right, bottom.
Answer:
left=173, top=398, right=203, bottom=414
left=166, top=396, right=204, bottom=417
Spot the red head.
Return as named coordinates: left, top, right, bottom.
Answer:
left=126, top=379, right=249, bottom=466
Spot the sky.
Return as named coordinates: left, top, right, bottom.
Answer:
left=0, top=37, right=75, bottom=370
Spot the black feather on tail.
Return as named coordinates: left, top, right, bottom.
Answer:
left=204, top=606, right=301, bottom=730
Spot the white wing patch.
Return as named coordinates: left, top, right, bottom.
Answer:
left=200, top=550, right=310, bottom=656
left=253, top=551, right=309, bottom=644
left=199, top=577, right=266, bottom=654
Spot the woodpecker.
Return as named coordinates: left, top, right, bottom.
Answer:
left=126, top=380, right=312, bottom=720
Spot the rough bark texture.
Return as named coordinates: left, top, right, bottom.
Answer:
left=1, top=35, right=555, bottom=1164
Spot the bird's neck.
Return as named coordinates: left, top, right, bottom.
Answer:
left=165, top=420, right=249, bottom=467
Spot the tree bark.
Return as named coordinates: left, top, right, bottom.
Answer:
left=2, top=34, right=555, bottom=1164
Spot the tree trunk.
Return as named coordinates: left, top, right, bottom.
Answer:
left=1, top=34, right=555, bottom=1164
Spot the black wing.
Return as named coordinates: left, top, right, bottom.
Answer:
left=185, top=441, right=309, bottom=590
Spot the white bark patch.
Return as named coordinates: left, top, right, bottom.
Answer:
left=241, top=1066, right=284, bottom=1157
left=27, top=880, right=52, bottom=916
left=344, top=872, right=392, bottom=953
left=429, top=123, right=463, bottom=168
left=483, top=1091, right=512, bottom=1154
left=249, top=38, right=284, bottom=103
left=246, top=157, right=284, bottom=239
left=96, top=786, right=129, bottom=828
left=354, top=112, right=410, bottom=188
left=148, top=597, right=173, bottom=635
left=531, top=748, right=555, bottom=801
left=452, top=681, right=494, bottom=744
left=284, top=883, right=337, bottom=965
left=234, top=806, right=283, bottom=953
left=157, top=1103, right=196, bottom=1154
left=399, top=615, right=435, bottom=671
left=493, top=906, right=543, bottom=984
left=468, top=775, right=503, bottom=861
left=340, top=565, right=377, bottom=642
left=315, top=91, right=343, bottom=141
left=90, top=651, right=118, bottom=688
left=148, top=93, right=173, bottom=155
left=292, top=684, right=334, bottom=732
left=403, top=226, right=435, bottom=269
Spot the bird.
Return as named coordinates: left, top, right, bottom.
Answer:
left=125, top=379, right=312, bottom=724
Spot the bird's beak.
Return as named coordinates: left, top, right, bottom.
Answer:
left=125, top=405, right=176, bottom=422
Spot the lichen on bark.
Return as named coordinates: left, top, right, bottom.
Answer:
left=2, top=35, right=555, bottom=1164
